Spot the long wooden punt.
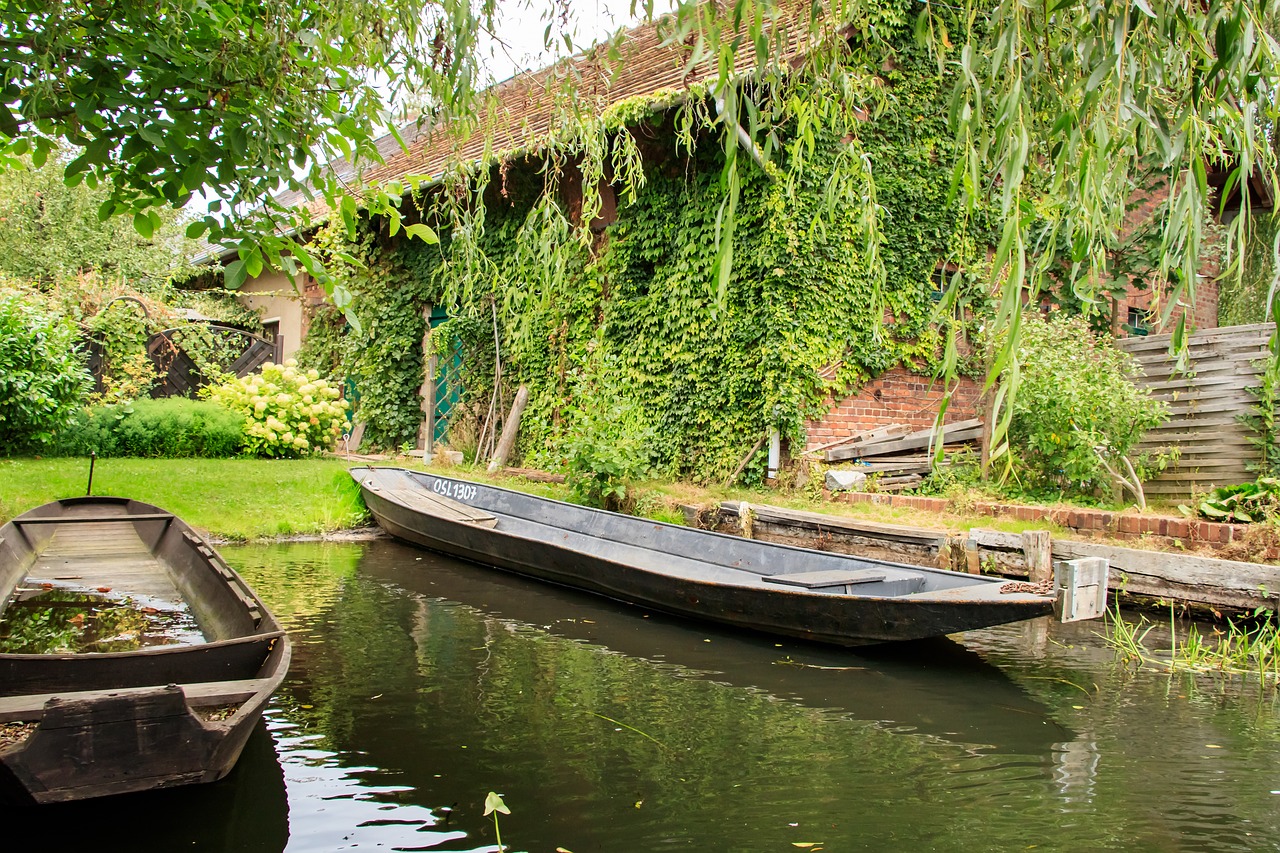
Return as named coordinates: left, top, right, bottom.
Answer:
left=0, top=497, right=290, bottom=805
left=352, top=467, right=1095, bottom=646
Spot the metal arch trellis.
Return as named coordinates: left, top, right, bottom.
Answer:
left=145, top=324, right=282, bottom=398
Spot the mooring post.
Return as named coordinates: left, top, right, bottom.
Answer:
left=1054, top=557, right=1110, bottom=622
left=1021, top=530, right=1052, bottom=583
left=86, top=452, right=97, bottom=496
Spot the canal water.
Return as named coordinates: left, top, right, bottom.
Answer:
left=6, top=539, right=1278, bottom=851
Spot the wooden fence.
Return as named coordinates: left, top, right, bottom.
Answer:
left=86, top=324, right=281, bottom=399
left=145, top=325, right=280, bottom=398
left=1116, top=322, right=1274, bottom=497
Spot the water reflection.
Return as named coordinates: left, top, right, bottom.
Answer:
left=226, top=540, right=1096, bottom=853
left=359, top=539, right=1073, bottom=754
left=267, top=715, right=466, bottom=852
left=6, top=539, right=1275, bottom=853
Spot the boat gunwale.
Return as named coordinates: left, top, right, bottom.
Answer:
left=353, top=466, right=1053, bottom=606
left=2, top=495, right=285, bottom=643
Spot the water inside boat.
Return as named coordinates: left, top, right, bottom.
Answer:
left=0, top=584, right=202, bottom=654
left=1, top=511, right=205, bottom=654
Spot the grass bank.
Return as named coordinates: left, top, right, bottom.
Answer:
left=0, top=455, right=1200, bottom=556
left=0, top=457, right=367, bottom=540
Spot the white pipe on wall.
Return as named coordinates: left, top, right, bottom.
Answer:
left=767, top=427, right=781, bottom=480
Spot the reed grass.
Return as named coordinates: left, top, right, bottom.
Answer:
left=1105, top=604, right=1280, bottom=686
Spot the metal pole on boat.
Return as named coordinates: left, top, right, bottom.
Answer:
left=86, top=452, right=96, bottom=496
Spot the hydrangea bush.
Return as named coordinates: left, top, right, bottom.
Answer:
left=204, top=359, right=349, bottom=458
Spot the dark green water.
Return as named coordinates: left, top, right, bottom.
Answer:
left=6, top=539, right=1279, bottom=851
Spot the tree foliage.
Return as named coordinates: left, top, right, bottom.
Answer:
left=3, top=0, right=1278, bottom=474
left=0, top=151, right=194, bottom=285
left=0, top=287, right=91, bottom=450
left=0, top=0, right=487, bottom=307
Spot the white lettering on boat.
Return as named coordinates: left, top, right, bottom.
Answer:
left=430, top=479, right=478, bottom=502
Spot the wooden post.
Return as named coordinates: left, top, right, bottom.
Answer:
left=978, top=387, right=997, bottom=480
left=417, top=305, right=435, bottom=452
left=1021, top=530, right=1052, bottom=584
left=1054, top=557, right=1110, bottom=623
left=487, top=384, right=530, bottom=473
left=964, top=538, right=981, bottom=574
left=937, top=535, right=954, bottom=570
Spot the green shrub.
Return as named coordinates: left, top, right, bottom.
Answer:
left=51, top=398, right=245, bottom=458
left=203, top=359, right=349, bottom=458
left=49, top=405, right=120, bottom=456
left=1008, top=312, right=1167, bottom=498
left=0, top=288, right=92, bottom=451
left=562, top=368, right=655, bottom=510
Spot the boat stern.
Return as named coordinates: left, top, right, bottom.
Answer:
left=0, top=685, right=229, bottom=805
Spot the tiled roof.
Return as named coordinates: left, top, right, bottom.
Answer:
left=280, top=3, right=823, bottom=215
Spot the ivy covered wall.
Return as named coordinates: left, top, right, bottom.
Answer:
left=299, top=6, right=995, bottom=482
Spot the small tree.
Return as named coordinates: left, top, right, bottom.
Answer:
left=1008, top=312, right=1167, bottom=504
left=0, top=288, right=92, bottom=451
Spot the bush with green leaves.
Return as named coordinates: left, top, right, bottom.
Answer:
left=204, top=359, right=349, bottom=458
left=0, top=288, right=92, bottom=452
left=562, top=368, right=655, bottom=510
left=1008, top=312, right=1167, bottom=499
left=51, top=398, right=245, bottom=458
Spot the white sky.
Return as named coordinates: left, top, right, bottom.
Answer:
left=479, top=0, right=663, bottom=83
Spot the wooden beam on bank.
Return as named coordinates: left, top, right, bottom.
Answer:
left=1051, top=540, right=1280, bottom=612
left=824, top=419, right=983, bottom=462
left=706, top=502, right=1279, bottom=612
left=718, top=502, right=946, bottom=549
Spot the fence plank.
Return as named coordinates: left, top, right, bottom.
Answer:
left=1117, top=324, right=1275, bottom=499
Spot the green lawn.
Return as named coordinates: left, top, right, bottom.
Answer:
left=0, top=457, right=368, bottom=540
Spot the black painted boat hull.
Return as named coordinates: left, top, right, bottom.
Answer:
left=353, top=467, right=1054, bottom=646
left=0, top=497, right=291, bottom=805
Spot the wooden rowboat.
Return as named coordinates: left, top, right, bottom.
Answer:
left=352, top=467, right=1107, bottom=646
left=0, top=497, right=290, bottom=805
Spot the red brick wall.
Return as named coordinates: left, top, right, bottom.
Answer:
left=804, top=367, right=982, bottom=452
left=1113, top=278, right=1219, bottom=336
left=1113, top=185, right=1221, bottom=335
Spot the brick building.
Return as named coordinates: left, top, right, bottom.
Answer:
left=221, top=5, right=1252, bottom=459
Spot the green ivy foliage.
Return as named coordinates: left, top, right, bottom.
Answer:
left=301, top=11, right=995, bottom=479
left=297, top=221, right=440, bottom=450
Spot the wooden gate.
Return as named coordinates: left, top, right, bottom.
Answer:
left=146, top=324, right=282, bottom=398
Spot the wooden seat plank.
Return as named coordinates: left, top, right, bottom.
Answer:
left=764, top=569, right=890, bottom=588
left=14, top=514, right=174, bottom=525
left=385, top=488, right=498, bottom=528
left=0, top=678, right=273, bottom=722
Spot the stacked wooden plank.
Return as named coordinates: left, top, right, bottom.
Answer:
left=817, top=419, right=985, bottom=490
left=1116, top=323, right=1273, bottom=497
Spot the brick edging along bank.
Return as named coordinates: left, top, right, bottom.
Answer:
left=826, top=489, right=1242, bottom=547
